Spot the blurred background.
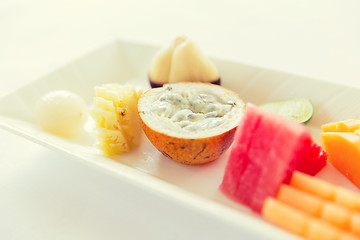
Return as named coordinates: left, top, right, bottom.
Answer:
left=1, top=0, right=360, bottom=239
left=2, top=0, right=360, bottom=96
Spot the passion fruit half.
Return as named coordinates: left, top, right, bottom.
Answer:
left=138, top=82, right=245, bottom=165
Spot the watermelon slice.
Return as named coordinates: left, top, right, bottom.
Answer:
left=220, top=104, right=326, bottom=213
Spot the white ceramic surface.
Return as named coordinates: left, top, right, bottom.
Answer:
left=1, top=40, right=360, bottom=239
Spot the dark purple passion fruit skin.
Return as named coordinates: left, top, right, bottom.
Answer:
left=149, top=77, right=221, bottom=88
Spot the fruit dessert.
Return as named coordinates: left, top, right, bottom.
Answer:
left=262, top=171, right=360, bottom=240
left=137, top=82, right=245, bottom=165
left=148, top=35, right=220, bottom=88
left=91, top=84, right=143, bottom=156
left=321, top=119, right=360, bottom=189
left=220, top=104, right=326, bottom=213
left=36, top=90, right=88, bottom=137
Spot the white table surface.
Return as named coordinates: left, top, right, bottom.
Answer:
left=1, top=0, right=360, bottom=239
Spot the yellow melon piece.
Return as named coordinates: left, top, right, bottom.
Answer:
left=322, top=119, right=360, bottom=132
left=355, top=129, right=360, bottom=136
left=321, top=119, right=360, bottom=190
left=321, top=132, right=360, bottom=189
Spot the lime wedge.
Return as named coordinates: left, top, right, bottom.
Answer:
left=259, top=98, right=314, bottom=123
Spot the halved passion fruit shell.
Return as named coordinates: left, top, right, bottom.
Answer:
left=148, top=36, right=221, bottom=88
left=138, top=82, right=245, bottom=165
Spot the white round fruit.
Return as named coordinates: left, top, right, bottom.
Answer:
left=36, top=90, right=88, bottom=137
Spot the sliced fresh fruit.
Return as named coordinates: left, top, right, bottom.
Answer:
left=36, top=90, right=88, bottom=137
left=260, top=98, right=313, bottom=123
left=290, top=171, right=336, bottom=200
left=137, top=82, right=245, bottom=165
left=277, top=184, right=360, bottom=232
left=220, top=104, right=326, bottom=213
left=265, top=172, right=360, bottom=238
left=148, top=36, right=220, bottom=88
left=91, top=84, right=143, bottom=156
left=321, top=132, right=360, bottom=189
left=290, top=171, right=360, bottom=212
left=277, top=184, right=324, bottom=217
left=295, top=142, right=327, bottom=176
left=321, top=120, right=360, bottom=189
left=262, top=198, right=359, bottom=240
left=262, top=198, right=310, bottom=236
left=321, top=202, right=352, bottom=231
left=322, top=119, right=360, bottom=132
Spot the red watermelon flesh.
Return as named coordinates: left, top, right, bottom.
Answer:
left=220, top=104, right=326, bottom=213
left=296, top=142, right=328, bottom=176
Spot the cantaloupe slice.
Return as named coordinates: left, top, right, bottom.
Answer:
left=321, top=132, right=360, bottom=189
left=352, top=214, right=360, bottom=235
left=265, top=172, right=360, bottom=238
left=342, top=233, right=360, bottom=240
left=306, top=219, right=342, bottom=240
left=262, top=198, right=310, bottom=236
left=277, top=184, right=323, bottom=216
left=277, top=184, right=360, bottom=232
left=262, top=198, right=358, bottom=240
left=290, top=171, right=360, bottom=211
left=290, top=171, right=336, bottom=200
left=336, top=188, right=360, bottom=212
left=321, top=201, right=352, bottom=230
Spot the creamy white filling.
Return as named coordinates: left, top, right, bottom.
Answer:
left=149, top=86, right=237, bottom=131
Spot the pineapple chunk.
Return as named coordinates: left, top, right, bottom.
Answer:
left=97, top=128, right=129, bottom=156
left=91, top=84, right=143, bottom=156
left=91, top=108, right=119, bottom=129
left=94, top=97, right=117, bottom=112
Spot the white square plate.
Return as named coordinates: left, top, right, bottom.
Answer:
left=1, top=40, right=359, bottom=239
